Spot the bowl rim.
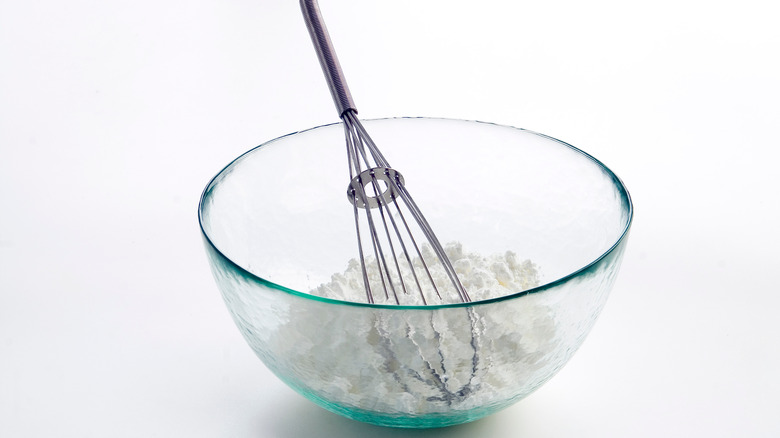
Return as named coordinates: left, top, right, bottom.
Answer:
left=198, top=117, right=633, bottom=309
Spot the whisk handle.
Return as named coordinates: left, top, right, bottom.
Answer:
left=300, top=0, right=357, bottom=117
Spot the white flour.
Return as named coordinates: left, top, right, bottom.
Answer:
left=310, top=241, right=540, bottom=305
left=271, top=242, right=556, bottom=418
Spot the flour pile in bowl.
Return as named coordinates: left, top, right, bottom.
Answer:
left=309, top=241, right=540, bottom=305
left=272, top=243, right=559, bottom=417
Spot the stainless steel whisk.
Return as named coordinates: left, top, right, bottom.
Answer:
left=300, top=0, right=470, bottom=305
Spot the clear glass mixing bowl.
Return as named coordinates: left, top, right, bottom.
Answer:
left=198, top=118, right=633, bottom=428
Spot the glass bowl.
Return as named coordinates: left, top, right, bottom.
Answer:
left=198, top=118, right=632, bottom=428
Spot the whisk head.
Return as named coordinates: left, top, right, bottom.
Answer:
left=341, top=110, right=470, bottom=305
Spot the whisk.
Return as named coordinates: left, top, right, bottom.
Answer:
left=300, top=0, right=470, bottom=305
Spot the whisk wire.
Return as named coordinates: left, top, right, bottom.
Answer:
left=347, top=111, right=390, bottom=167
left=394, top=183, right=471, bottom=303
left=369, top=175, right=409, bottom=301
left=360, top=181, right=395, bottom=302
left=371, top=172, right=432, bottom=303
left=386, top=188, right=432, bottom=304
left=350, top=196, right=373, bottom=303
left=388, top=185, right=442, bottom=302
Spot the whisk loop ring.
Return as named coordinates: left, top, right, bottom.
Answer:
left=348, top=167, right=405, bottom=209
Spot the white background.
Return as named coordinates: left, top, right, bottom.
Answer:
left=2, top=0, right=778, bottom=436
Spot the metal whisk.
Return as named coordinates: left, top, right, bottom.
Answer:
left=300, top=0, right=470, bottom=305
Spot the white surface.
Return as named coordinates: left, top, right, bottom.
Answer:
left=1, top=0, right=778, bottom=436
